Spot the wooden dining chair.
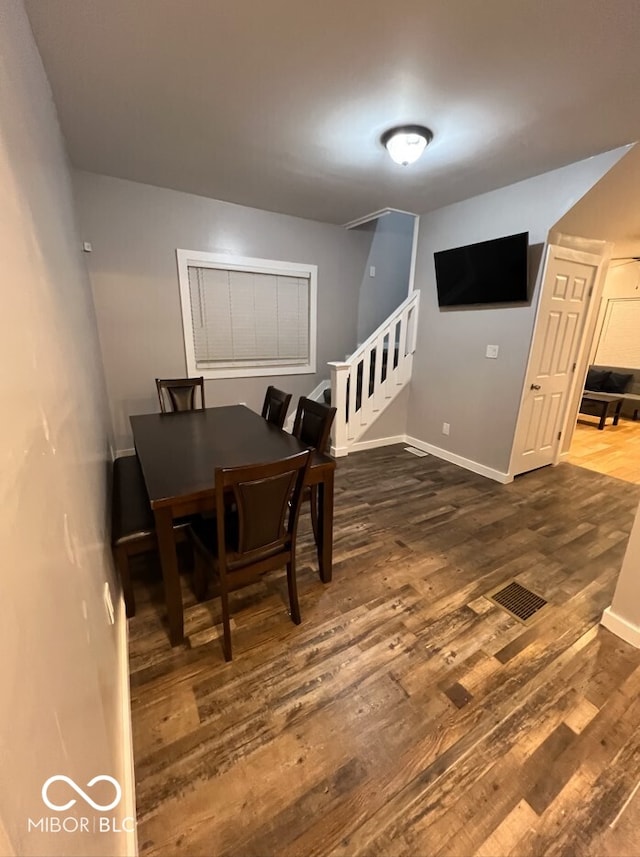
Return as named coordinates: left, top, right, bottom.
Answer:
left=156, top=376, right=205, bottom=413
left=291, top=396, right=337, bottom=544
left=189, top=449, right=312, bottom=661
left=261, top=386, right=292, bottom=429
left=292, top=396, right=336, bottom=454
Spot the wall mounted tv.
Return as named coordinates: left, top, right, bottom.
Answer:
left=434, top=231, right=529, bottom=307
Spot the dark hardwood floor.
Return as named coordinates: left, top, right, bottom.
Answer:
left=128, top=445, right=640, bottom=857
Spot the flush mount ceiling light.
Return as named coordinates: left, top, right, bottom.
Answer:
left=381, top=125, right=433, bottom=166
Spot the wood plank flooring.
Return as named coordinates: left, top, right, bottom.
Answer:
left=568, top=415, right=640, bottom=484
left=128, top=446, right=640, bottom=857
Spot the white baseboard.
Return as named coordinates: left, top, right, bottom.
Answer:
left=348, top=434, right=406, bottom=454
left=601, top=606, right=640, bottom=648
left=404, top=436, right=513, bottom=484
left=330, top=432, right=513, bottom=484
left=117, top=599, right=138, bottom=855
left=116, top=447, right=136, bottom=458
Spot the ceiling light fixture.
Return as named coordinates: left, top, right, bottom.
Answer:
left=381, top=125, right=433, bottom=166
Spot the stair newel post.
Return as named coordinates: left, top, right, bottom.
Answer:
left=328, top=361, right=350, bottom=457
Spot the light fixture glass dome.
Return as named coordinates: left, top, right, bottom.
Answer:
left=381, top=125, right=433, bottom=166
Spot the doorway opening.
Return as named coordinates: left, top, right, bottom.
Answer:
left=567, top=258, right=640, bottom=486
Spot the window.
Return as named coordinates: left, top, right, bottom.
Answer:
left=594, top=298, right=640, bottom=369
left=177, top=249, right=317, bottom=379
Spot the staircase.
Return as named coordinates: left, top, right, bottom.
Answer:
left=328, top=290, right=420, bottom=456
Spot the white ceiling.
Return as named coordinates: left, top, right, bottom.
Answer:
left=25, top=0, right=640, bottom=225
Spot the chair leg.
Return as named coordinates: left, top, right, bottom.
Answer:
left=193, top=550, right=209, bottom=601
left=309, top=487, right=319, bottom=546
left=115, top=547, right=136, bottom=618
left=286, top=560, right=301, bottom=625
left=219, top=583, right=233, bottom=661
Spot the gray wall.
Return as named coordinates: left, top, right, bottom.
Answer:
left=407, top=147, right=627, bottom=476
left=356, top=212, right=415, bottom=344
left=554, top=143, right=640, bottom=259
left=607, top=497, right=640, bottom=641
left=359, top=385, right=410, bottom=442
left=0, top=2, right=131, bottom=854
left=73, top=171, right=370, bottom=450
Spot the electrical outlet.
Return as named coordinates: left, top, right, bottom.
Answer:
left=442, top=422, right=450, bottom=436
left=486, top=344, right=499, bottom=359
left=369, top=266, right=376, bottom=277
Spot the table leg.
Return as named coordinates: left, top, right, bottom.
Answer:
left=316, top=469, right=334, bottom=583
left=154, top=506, right=184, bottom=646
left=613, top=400, right=623, bottom=426
left=598, top=404, right=607, bottom=430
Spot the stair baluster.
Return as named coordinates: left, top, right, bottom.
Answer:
left=328, top=290, right=420, bottom=456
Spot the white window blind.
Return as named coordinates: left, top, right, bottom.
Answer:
left=177, top=250, right=317, bottom=380
left=188, top=266, right=310, bottom=368
left=595, top=298, right=640, bottom=369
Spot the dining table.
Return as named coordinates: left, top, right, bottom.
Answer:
left=130, top=404, right=336, bottom=646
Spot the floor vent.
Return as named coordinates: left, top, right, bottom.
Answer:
left=404, top=446, right=429, bottom=457
left=487, top=580, right=547, bottom=624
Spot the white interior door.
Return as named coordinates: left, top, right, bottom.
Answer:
left=511, top=245, right=603, bottom=476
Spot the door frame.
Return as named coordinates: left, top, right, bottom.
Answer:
left=508, top=237, right=612, bottom=478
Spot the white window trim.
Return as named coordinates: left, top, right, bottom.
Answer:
left=176, top=249, right=317, bottom=379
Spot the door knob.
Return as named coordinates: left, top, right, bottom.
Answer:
left=530, top=384, right=541, bottom=390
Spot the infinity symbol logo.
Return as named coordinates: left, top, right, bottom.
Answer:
left=42, top=775, right=122, bottom=812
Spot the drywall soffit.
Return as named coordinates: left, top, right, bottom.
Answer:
left=343, top=207, right=418, bottom=230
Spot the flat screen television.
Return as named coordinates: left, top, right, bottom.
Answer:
left=434, top=231, right=529, bottom=307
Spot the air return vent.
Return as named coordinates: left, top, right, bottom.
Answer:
left=487, top=580, right=547, bottom=624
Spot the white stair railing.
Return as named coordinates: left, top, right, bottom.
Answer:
left=328, top=290, right=420, bottom=456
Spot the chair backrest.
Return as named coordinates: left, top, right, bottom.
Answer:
left=156, top=377, right=205, bottom=413
left=215, top=450, right=311, bottom=573
left=292, top=397, right=337, bottom=454
left=261, top=386, right=292, bottom=429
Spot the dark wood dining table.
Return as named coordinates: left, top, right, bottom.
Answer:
left=130, top=404, right=336, bottom=646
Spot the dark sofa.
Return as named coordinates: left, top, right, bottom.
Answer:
left=584, top=365, right=640, bottom=419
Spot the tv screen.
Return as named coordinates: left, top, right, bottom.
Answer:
left=434, top=232, right=529, bottom=307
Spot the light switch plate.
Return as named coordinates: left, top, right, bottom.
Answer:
left=486, top=344, right=499, bottom=359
